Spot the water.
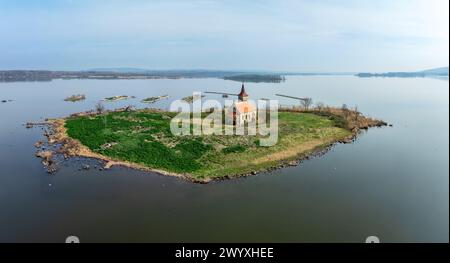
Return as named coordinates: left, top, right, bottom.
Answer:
left=0, top=76, right=448, bottom=242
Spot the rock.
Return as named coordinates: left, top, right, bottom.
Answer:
left=82, top=164, right=90, bottom=170
left=47, top=164, right=58, bottom=174
left=34, top=141, right=44, bottom=148
left=288, top=160, right=299, bottom=166
left=35, top=150, right=53, bottom=159
left=100, top=142, right=117, bottom=150
left=339, top=135, right=354, bottom=144
left=36, top=150, right=55, bottom=168
left=104, top=161, right=115, bottom=169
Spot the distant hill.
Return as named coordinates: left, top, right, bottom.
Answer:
left=356, top=67, right=449, bottom=78
left=420, top=67, right=449, bottom=75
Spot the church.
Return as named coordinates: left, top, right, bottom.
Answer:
left=227, top=84, right=257, bottom=126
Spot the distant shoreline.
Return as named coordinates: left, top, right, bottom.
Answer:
left=4, top=68, right=447, bottom=82
left=356, top=67, right=449, bottom=78
left=0, top=69, right=353, bottom=83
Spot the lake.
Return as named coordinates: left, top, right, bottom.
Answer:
left=0, top=76, right=448, bottom=242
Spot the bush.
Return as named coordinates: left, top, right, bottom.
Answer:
left=222, top=145, right=246, bottom=154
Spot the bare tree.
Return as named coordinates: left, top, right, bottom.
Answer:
left=301, top=98, right=313, bottom=111
left=341, top=104, right=349, bottom=120
left=94, top=102, right=107, bottom=128
left=316, top=102, right=325, bottom=112
left=95, top=101, right=105, bottom=114
left=354, top=105, right=360, bottom=122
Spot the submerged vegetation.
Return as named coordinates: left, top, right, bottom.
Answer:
left=64, top=94, right=86, bottom=102
left=103, top=95, right=134, bottom=102
left=141, top=95, right=169, bottom=104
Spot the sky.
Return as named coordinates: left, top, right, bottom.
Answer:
left=0, top=0, right=448, bottom=72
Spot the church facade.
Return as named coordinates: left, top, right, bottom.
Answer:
left=226, top=84, right=257, bottom=126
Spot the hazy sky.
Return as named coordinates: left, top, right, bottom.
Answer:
left=0, top=0, right=448, bottom=72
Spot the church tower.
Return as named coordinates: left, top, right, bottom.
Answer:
left=238, top=83, right=249, bottom=101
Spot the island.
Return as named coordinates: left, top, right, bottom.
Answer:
left=36, top=105, right=386, bottom=183
left=223, top=74, right=285, bottom=83
left=141, top=95, right=169, bottom=104
left=64, top=94, right=86, bottom=102
left=103, top=95, right=134, bottom=102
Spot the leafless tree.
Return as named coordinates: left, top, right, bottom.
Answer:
left=354, top=105, right=360, bottom=122
left=316, top=102, right=325, bottom=112
left=95, top=101, right=105, bottom=114
left=301, top=98, right=313, bottom=111
left=341, top=104, right=349, bottom=120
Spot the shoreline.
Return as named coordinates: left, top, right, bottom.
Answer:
left=42, top=117, right=201, bottom=182
left=33, top=107, right=387, bottom=183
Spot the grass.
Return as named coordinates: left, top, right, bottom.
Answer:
left=64, top=110, right=351, bottom=180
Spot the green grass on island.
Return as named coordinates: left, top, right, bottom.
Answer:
left=64, top=110, right=351, bottom=180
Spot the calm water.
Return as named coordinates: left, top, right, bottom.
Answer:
left=0, top=76, right=448, bottom=242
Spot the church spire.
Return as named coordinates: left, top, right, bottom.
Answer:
left=238, top=83, right=248, bottom=101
